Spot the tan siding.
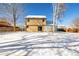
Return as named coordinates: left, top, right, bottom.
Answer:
left=25, top=18, right=46, bottom=32
left=26, top=26, right=38, bottom=32
left=26, top=18, right=46, bottom=26
left=42, top=26, right=45, bottom=32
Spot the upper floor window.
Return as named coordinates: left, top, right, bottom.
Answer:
left=27, top=19, right=30, bottom=22
left=43, top=19, right=45, bottom=22
left=26, top=25, right=29, bottom=28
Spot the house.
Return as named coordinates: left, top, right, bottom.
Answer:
left=25, top=15, right=46, bottom=32
left=44, top=24, right=53, bottom=32
left=65, top=26, right=79, bottom=32
left=0, top=18, right=12, bottom=32
left=45, top=24, right=66, bottom=32
left=0, top=18, right=21, bottom=32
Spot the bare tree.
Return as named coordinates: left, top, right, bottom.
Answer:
left=52, top=3, right=66, bottom=32
left=72, top=17, right=79, bottom=27
left=0, top=3, right=24, bottom=32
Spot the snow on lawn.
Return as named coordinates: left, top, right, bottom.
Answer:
left=0, top=32, right=79, bottom=56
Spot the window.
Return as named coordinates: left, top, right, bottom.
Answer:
left=26, top=26, right=29, bottom=28
left=43, top=19, right=45, bottom=22
left=27, top=19, right=30, bottom=22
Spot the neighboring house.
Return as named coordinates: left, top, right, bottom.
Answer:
left=44, top=24, right=53, bottom=32
left=45, top=24, right=71, bottom=32
left=25, top=15, right=46, bottom=32
left=57, top=25, right=79, bottom=32
left=57, top=25, right=66, bottom=32
left=65, top=26, right=79, bottom=32
left=45, top=24, right=66, bottom=32
left=0, top=18, right=20, bottom=32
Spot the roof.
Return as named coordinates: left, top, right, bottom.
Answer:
left=25, top=15, right=46, bottom=18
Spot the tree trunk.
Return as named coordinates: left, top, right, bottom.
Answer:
left=13, top=5, right=16, bottom=32
left=13, top=19, right=16, bottom=32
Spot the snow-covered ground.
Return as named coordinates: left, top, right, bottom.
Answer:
left=0, top=32, right=79, bottom=56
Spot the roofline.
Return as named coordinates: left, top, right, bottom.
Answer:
left=25, top=15, right=47, bottom=19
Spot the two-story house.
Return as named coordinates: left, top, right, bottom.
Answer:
left=25, top=15, right=46, bottom=32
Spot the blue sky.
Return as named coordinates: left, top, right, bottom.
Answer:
left=18, top=3, right=79, bottom=26
left=0, top=3, right=79, bottom=27
left=61, top=3, right=79, bottom=26
left=17, top=3, right=53, bottom=26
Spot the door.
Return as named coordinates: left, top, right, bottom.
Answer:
left=38, top=26, right=42, bottom=32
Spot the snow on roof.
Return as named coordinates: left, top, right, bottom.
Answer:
left=25, top=15, right=46, bottom=18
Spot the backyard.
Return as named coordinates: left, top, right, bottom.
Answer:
left=0, top=32, right=79, bottom=56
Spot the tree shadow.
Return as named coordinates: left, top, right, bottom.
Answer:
left=65, top=47, right=79, bottom=55
left=0, top=33, right=79, bottom=56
